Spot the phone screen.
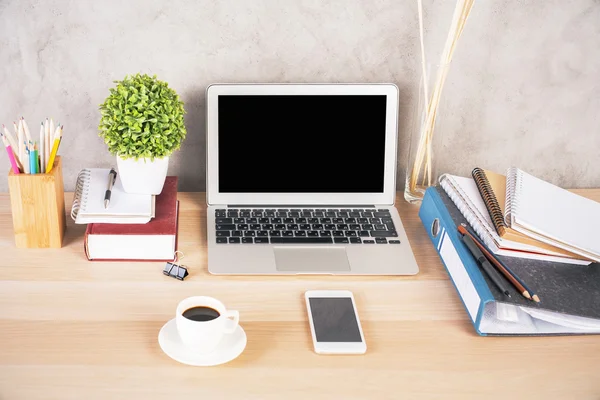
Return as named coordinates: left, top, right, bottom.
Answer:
left=309, top=297, right=362, bottom=342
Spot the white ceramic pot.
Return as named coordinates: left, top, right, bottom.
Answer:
left=116, top=155, right=169, bottom=195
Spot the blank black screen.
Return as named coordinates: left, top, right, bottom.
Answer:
left=218, top=95, right=387, bottom=193
left=309, top=297, right=362, bottom=342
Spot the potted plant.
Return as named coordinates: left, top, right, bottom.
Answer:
left=99, top=73, right=186, bottom=194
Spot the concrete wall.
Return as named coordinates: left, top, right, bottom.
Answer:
left=1, top=0, right=598, bottom=193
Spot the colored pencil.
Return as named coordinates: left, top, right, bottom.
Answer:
left=459, top=224, right=529, bottom=298
left=459, top=223, right=539, bottom=302
left=2, top=124, right=18, bottom=152
left=16, top=121, right=24, bottom=168
left=39, top=123, right=46, bottom=173
left=3, top=117, right=64, bottom=174
left=21, top=142, right=28, bottom=174
left=21, top=117, right=32, bottom=143
left=1, top=134, right=21, bottom=174
left=25, top=141, right=33, bottom=174
left=460, top=232, right=511, bottom=297
left=46, top=131, right=62, bottom=173
left=44, top=118, right=50, bottom=165
left=53, top=123, right=61, bottom=142
left=1, top=126, right=21, bottom=170
left=48, top=118, right=54, bottom=163
left=29, top=143, right=38, bottom=174
left=461, top=224, right=540, bottom=301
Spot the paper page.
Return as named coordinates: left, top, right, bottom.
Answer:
left=81, top=168, right=153, bottom=217
left=520, top=307, right=600, bottom=331
left=445, top=175, right=563, bottom=254
left=479, top=302, right=537, bottom=334
left=496, top=303, right=519, bottom=322
left=440, top=174, right=590, bottom=265
left=479, top=302, right=600, bottom=335
left=513, top=169, right=600, bottom=261
left=494, top=248, right=590, bottom=265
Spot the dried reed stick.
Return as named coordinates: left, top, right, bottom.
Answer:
left=409, top=0, right=475, bottom=193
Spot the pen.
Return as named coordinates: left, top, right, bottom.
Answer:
left=459, top=228, right=511, bottom=297
left=459, top=224, right=539, bottom=302
left=104, top=168, right=117, bottom=209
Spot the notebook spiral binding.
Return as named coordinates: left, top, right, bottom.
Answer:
left=505, top=167, right=520, bottom=226
left=439, top=176, right=498, bottom=252
left=71, top=169, right=92, bottom=221
left=472, top=168, right=506, bottom=235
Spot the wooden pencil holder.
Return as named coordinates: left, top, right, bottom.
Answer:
left=8, top=156, right=66, bottom=248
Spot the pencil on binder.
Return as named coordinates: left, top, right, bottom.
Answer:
left=420, top=186, right=600, bottom=336
left=459, top=227, right=511, bottom=298
left=459, top=223, right=539, bottom=302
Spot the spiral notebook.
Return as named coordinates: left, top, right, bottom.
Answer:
left=438, top=173, right=590, bottom=265
left=471, top=167, right=583, bottom=261
left=505, top=168, right=600, bottom=263
left=71, top=168, right=155, bottom=224
left=420, top=186, right=600, bottom=336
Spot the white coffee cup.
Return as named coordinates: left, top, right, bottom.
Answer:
left=175, top=296, right=240, bottom=354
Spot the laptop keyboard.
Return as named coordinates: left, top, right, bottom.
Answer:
left=214, top=208, right=400, bottom=245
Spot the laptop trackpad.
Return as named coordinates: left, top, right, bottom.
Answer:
left=273, top=247, right=351, bottom=272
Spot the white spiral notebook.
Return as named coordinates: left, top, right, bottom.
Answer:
left=438, top=173, right=590, bottom=265
left=71, top=168, right=155, bottom=224
left=505, top=168, right=600, bottom=263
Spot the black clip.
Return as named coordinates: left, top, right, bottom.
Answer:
left=163, top=251, right=189, bottom=280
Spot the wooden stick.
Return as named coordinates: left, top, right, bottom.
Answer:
left=409, top=0, right=475, bottom=192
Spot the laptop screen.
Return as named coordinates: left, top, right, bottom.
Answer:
left=218, top=95, right=387, bottom=193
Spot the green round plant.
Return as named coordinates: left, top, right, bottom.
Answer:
left=99, top=73, right=187, bottom=160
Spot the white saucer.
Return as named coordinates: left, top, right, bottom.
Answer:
left=158, top=318, right=247, bottom=366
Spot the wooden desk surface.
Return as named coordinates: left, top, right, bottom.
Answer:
left=1, top=190, right=599, bottom=400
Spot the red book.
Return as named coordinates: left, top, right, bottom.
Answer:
left=84, top=177, right=179, bottom=261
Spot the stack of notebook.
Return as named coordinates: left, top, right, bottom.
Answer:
left=70, top=168, right=179, bottom=261
left=438, top=167, right=600, bottom=265
left=419, top=184, right=600, bottom=336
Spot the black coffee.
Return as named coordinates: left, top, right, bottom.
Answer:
left=182, top=306, right=220, bottom=322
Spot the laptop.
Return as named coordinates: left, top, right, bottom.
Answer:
left=205, top=83, right=419, bottom=275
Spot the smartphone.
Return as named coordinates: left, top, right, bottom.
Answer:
left=305, top=290, right=367, bottom=355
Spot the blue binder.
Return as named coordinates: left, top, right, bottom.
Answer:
left=418, top=186, right=600, bottom=336
left=419, top=186, right=492, bottom=335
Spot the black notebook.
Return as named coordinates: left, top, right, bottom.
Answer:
left=421, top=186, right=600, bottom=335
